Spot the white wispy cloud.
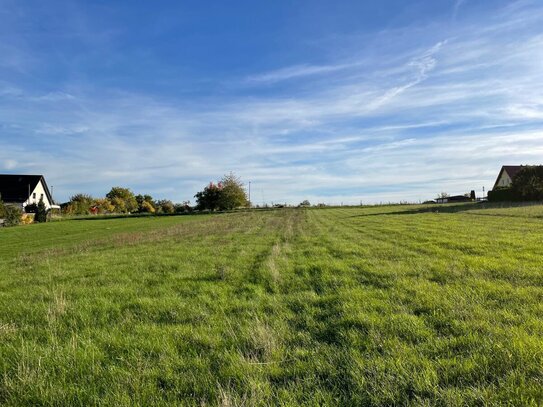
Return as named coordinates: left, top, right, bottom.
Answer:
left=365, top=40, right=447, bottom=111
left=453, top=0, right=468, bottom=21
left=245, top=63, right=359, bottom=84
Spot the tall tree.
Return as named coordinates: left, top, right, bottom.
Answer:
left=194, top=182, right=223, bottom=211
left=218, top=173, right=249, bottom=210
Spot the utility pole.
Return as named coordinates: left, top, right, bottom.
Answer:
left=248, top=181, right=251, bottom=208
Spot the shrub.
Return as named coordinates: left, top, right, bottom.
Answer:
left=34, top=198, right=48, bottom=223
left=25, top=203, right=38, bottom=213
left=512, top=166, right=543, bottom=201
left=21, top=213, right=34, bottom=225
left=488, top=187, right=522, bottom=202
left=2, top=205, right=22, bottom=227
left=0, top=195, right=22, bottom=227
left=175, top=201, right=192, bottom=213
left=0, top=195, right=5, bottom=219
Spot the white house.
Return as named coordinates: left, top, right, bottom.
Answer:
left=493, top=166, right=523, bottom=189
left=0, top=174, right=59, bottom=210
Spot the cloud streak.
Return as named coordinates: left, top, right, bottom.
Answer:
left=453, top=0, right=468, bottom=21
left=245, top=63, right=359, bottom=84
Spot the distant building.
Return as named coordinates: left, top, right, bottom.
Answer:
left=435, top=195, right=472, bottom=204
left=0, top=174, right=58, bottom=210
left=493, top=166, right=523, bottom=189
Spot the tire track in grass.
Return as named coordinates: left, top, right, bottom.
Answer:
left=274, top=209, right=362, bottom=403
left=211, top=210, right=306, bottom=404
left=246, top=209, right=302, bottom=293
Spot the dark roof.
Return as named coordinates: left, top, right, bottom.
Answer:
left=0, top=174, right=53, bottom=204
left=447, top=195, right=471, bottom=201
left=502, top=166, right=523, bottom=179
left=493, top=165, right=523, bottom=189
left=436, top=195, right=470, bottom=202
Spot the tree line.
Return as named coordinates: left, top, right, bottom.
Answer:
left=63, top=188, right=191, bottom=216
left=63, top=172, right=249, bottom=216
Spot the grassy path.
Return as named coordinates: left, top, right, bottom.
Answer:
left=1, top=207, right=542, bottom=405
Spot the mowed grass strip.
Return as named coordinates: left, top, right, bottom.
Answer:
left=0, top=214, right=206, bottom=258
left=0, top=206, right=542, bottom=405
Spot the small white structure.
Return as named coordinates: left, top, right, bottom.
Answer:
left=0, top=174, right=59, bottom=210
left=493, top=166, right=523, bottom=189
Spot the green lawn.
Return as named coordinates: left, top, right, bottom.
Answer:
left=1, top=206, right=542, bottom=406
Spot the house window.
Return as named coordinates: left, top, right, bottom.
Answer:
left=33, top=193, right=36, bottom=199
left=41, top=194, right=44, bottom=200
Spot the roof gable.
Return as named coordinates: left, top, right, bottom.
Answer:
left=0, top=174, right=53, bottom=204
left=502, top=166, right=523, bottom=179
left=493, top=165, right=523, bottom=189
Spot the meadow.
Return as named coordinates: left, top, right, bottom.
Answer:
left=1, top=204, right=542, bottom=406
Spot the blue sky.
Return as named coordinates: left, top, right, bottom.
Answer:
left=1, top=0, right=543, bottom=204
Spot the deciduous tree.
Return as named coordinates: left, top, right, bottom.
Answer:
left=136, top=194, right=155, bottom=213
left=218, top=173, right=248, bottom=210
left=93, top=198, right=115, bottom=214
left=155, top=200, right=175, bottom=214
left=194, top=182, right=223, bottom=211
left=106, top=187, right=138, bottom=213
left=194, top=173, right=248, bottom=211
left=64, top=193, right=94, bottom=215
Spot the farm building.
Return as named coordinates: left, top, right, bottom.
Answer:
left=435, top=194, right=472, bottom=204
left=493, top=165, right=523, bottom=189
left=0, top=174, right=58, bottom=210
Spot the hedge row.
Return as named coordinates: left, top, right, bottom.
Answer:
left=487, top=188, right=522, bottom=202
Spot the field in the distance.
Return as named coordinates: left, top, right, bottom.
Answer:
left=1, top=204, right=543, bottom=406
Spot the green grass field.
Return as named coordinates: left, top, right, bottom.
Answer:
left=1, top=205, right=543, bottom=406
